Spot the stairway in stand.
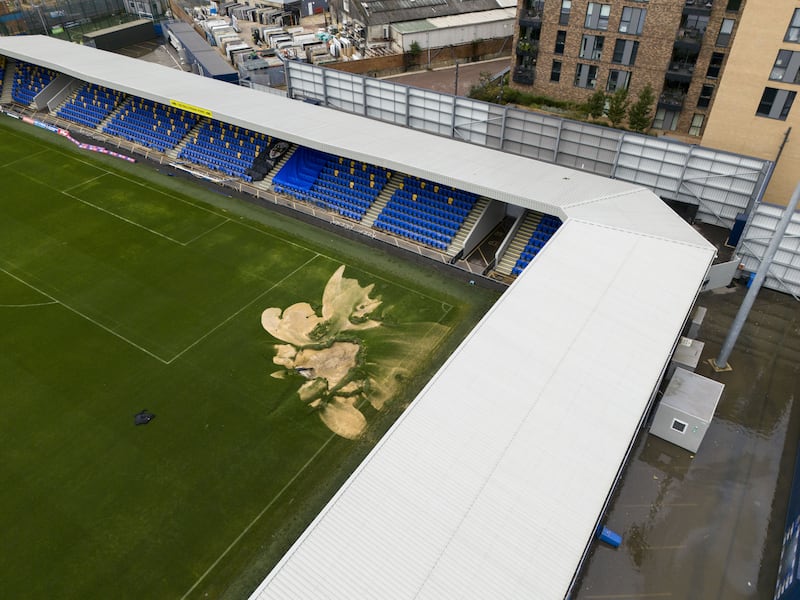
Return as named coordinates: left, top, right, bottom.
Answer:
left=0, top=58, right=17, bottom=105
left=495, top=211, right=542, bottom=276
left=165, top=120, right=203, bottom=160
left=361, top=176, right=400, bottom=228
left=448, top=196, right=489, bottom=259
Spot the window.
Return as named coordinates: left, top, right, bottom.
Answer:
left=612, top=39, right=639, bottom=65
left=555, top=30, right=566, bottom=54
left=560, top=0, right=571, bottom=25
left=580, top=35, right=604, bottom=60
left=706, top=52, right=724, bottom=78
left=697, top=84, right=714, bottom=108
left=619, top=7, right=646, bottom=35
left=574, top=63, right=598, bottom=88
left=606, top=70, right=630, bottom=92
left=770, top=50, right=800, bottom=84
left=671, top=419, right=688, bottom=434
left=756, top=87, right=797, bottom=120
left=725, top=0, right=741, bottom=11
left=786, top=9, right=800, bottom=43
left=653, top=108, right=679, bottom=130
left=584, top=3, right=611, bottom=30
left=689, top=113, right=705, bottom=136
left=551, top=60, right=562, bottom=82
left=716, top=18, right=734, bottom=47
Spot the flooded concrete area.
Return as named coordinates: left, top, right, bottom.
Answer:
left=576, top=281, right=800, bottom=599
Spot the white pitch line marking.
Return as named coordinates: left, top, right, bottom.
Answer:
left=166, top=254, right=320, bottom=364
left=0, top=265, right=170, bottom=364
left=179, top=430, right=340, bottom=600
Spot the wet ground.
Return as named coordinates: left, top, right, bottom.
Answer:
left=575, top=277, right=800, bottom=599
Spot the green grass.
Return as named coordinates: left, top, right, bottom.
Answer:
left=0, top=116, right=499, bottom=599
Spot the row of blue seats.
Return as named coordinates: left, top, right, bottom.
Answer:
left=114, top=112, right=194, bottom=132
left=374, top=217, right=448, bottom=251
left=393, top=189, right=470, bottom=218
left=179, top=147, right=252, bottom=175
left=390, top=196, right=465, bottom=227
left=397, top=187, right=476, bottom=212
left=401, top=177, right=477, bottom=203
left=307, top=184, right=371, bottom=212
left=380, top=209, right=456, bottom=242
left=193, top=135, right=264, bottom=154
left=304, top=191, right=365, bottom=221
left=179, top=150, right=253, bottom=181
left=310, top=182, right=373, bottom=210
left=58, top=107, right=106, bottom=128
left=316, top=173, right=381, bottom=199
left=103, top=123, right=179, bottom=152
left=320, top=164, right=388, bottom=187
left=182, top=138, right=257, bottom=162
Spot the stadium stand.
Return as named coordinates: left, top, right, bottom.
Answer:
left=179, top=118, right=270, bottom=181
left=0, top=56, right=5, bottom=96
left=56, top=83, right=124, bottom=128
left=373, top=176, right=479, bottom=250
left=272, top=147, right=390, bottom=221
left=512, top=214, right=563, bottom=275
left=103, top=96, right=197, bottom=152
left=11, top=61, right=57, bottom=106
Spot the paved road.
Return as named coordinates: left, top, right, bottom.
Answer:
left=381, top=56, right=511, bottom=97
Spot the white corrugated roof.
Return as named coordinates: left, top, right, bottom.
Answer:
left=252, top=220, right=714, bottom=599
left=0, top=36, right=717, bottom=599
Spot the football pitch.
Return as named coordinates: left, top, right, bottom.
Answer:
left=0, top=117, right=499, bottom=599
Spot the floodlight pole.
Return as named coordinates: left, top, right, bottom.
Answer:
left=711, top=179, right=800, bottom=371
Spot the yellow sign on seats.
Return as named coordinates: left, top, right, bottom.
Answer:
left=169, top=99, right=213, bottom=118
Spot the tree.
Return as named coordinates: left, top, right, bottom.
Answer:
left=586, top=89, right=606, bottom=119
left=628, top=83, right=656, bottom=132
left=606, top=88, right=629, bottom=128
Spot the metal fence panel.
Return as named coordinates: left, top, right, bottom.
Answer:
left=556, top=121, right=620, bottom=176
left=500, top=108, right=560, bottom=162
left=738, top=204, right=800, bottom=296
left=364, top=79, right=408, bottom=126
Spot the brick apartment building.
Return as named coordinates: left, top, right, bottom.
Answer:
left=702, top=0, right=800, bottom=206
left=511, top=0, right=745, bottom=137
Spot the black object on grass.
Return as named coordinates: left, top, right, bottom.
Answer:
left=134, top=410, right=156, bottom=425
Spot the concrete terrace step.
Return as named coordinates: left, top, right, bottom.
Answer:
left=496, top=211, right=543, bottom=276
left=449, top=196, right=489, bottom=257
left=362, top=176, right=400, bottom=228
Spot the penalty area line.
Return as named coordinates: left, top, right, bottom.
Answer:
left=62, top=190, right=186, bottom=246
left=166, top=254, right=320, bottom=364
left=0, top=265, right=170, bottom=365
left=179, top=431, right=340, bottom=600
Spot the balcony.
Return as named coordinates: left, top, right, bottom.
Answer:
left=512, top=66, right=535, bottom=85
left=658, top=90, right=686, bottom=110
left=665, top=61, right=695, bottom=83
left=683, top=0, right=713, bottom=16
left=519, top=8, right=543, bottom=29
left=674, top=27, right=704, bottom=51
left=516, top=41, right=539, bottom=58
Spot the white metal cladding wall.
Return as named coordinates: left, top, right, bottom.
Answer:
left=738, top=203, right=800, bottom=297
left=613, top=137, right=768, bottom=227
left=500, top=108, right=561, bottom=162
left=284, top=62, right=770, bottom=226
left=555, top=120, right=620, bottom=176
